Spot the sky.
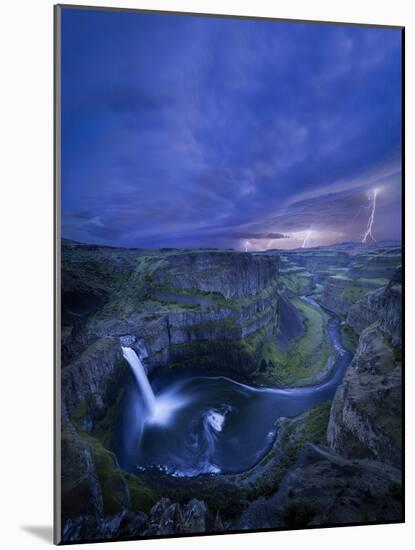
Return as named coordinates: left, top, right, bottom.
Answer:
left=60, top=8, right=402, bottom=250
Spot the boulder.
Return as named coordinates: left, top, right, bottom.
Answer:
left=238, top=444, right=402, bottom=530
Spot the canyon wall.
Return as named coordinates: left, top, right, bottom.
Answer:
left=327, top=269, right=402, bottom=467
left=61, top=243, right=280, bottom=427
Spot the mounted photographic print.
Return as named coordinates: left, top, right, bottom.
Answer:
left=54, top=4, right=404, bottom=544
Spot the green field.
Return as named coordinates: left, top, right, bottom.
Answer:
left=255, top=297, right=331, bottom=386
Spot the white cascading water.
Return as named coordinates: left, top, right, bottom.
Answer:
left=121, top=346, right=157, bottom=417
left=122, top=345, right=186, bottom=425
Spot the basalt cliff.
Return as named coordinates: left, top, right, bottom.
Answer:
left=61, top=243, right=280, bottom=424
left=327, top=268, right=402, bottom=466
left=59, top=241, right=403, bottom=541
left=60, top=242, right=281, bottom=533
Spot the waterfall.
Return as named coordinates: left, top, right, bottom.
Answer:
left=122, top=346, right=157, bottom=416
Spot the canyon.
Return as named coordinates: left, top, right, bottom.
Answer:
left=60, top=239, right=402, bottom=542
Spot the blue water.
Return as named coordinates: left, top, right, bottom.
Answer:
left=117, top=305, right=351, bottom=477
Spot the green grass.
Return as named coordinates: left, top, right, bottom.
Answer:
left=91, top=254, right=279, bottom=322
left=357, top=277, right=389, bottom=286
left=92, top=392, right=123, bottom=448
left=301, top=400, right=332, bottom=442
left=88, top=437, right=130, bottom=515
left=71, top=400, right=87, bottom=426
left=124, top=472, right=160, bottom=513
left=255, top=297, right=330, bottom=386
left=100, top=256, right=169, bottom=318
left=67, top=427, right=158, bottom=516
left=61, top=425, right=130, bottom=517
left=231, top=401, right=332, bottom=502
left=278, top=401, right=331, bottom=451
left=341, top=285, right=367, bottom=304
left=167, top=317, right=278, bottom=376
left=341, top=324, right=359, bottom=354
left=87, top=436, right=157, bottom=515
left=280, top=272, right=312, bottom=295
left=268, top=401, right=331, bottom=490
left=339, top=277, right=389, bottom=307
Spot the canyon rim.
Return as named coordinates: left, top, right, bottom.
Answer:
left=55, top=5, right=404, bottom=545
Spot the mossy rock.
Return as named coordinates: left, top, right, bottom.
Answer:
left=124, top=473, right=159, bottom=513
left=254, top=297, right=330, bottom=386
left=87, top=437, right=130, bottom=515
left=341, top=324, right=359, bottom=354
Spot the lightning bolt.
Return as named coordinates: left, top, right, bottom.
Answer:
left=361, top=188, right=379, bottom=243
left=302, top=229, right=312, bottom=248
left=244, top=240, right=249, bottom=252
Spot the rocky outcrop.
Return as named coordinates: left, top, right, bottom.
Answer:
left=60, top=246, right=281, bottom=539
left=152, top=251, right=278, bottom=299
left=238, top=444, right=402, bottom=530
left=61, top=424, right=105, bottom=521
left=349, top=253, right=402, bottom=280
left=327, top=325, right=402, bottom=466
left=61, top=247, right=280, bottom=428
left=62, top=497, right=223, bottom=543
left=347, top=268, right=402, bottom=347
left=61, top=337, right=128, bottom=423
left=278, top=267, right=315, bottom=297
left=146, top=497, right=222, bottom=536
left=327, top=268, right=402, bottom=467
left=61, top=423, right=132, bottom=524
left=320, top=275, right=383, bottom=316
left=60, top=242, right=403, bottom=540
left=63, top=511, right=147, bottom=543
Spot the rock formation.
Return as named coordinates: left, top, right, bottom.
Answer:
left=327, top=269, right=402, bottom=466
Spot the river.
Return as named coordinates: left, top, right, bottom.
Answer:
left=117, top=299, right=352, bottom=477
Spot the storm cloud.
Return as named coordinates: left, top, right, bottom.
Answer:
left=60, top=8, right=402, bottom=250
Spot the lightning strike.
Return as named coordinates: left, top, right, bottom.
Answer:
left=302, top=229, right=312, bottom=248
left=361, top=188, right=379, bottom=243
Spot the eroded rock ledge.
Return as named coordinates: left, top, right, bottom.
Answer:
left=61, top=246, right=280, bottom=423
left=327, top=269, right=402, bottom=467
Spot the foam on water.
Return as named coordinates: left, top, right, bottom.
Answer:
left=119, top=314, right=352, bottom=477
left=206, top=410, right=226, bottom=432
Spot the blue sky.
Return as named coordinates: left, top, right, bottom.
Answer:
left=60, top=8, right=402, bottom=250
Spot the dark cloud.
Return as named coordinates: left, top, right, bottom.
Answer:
left=227, top=232, right=289, bottom=240
left=61, top=9, right=402, bottom=249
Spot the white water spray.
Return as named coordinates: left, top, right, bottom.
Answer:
left=302, top=229, right=312, bottom=248
left=206, top=410, right=226, bottom=432
left=122, top=343, right=187, bottom=425
left=361, top=188, right=379, bottom=243
left=122, top=346, right=157, bottom=416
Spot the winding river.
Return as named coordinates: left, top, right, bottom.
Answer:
left=117, top=298, right=352, bottom=477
